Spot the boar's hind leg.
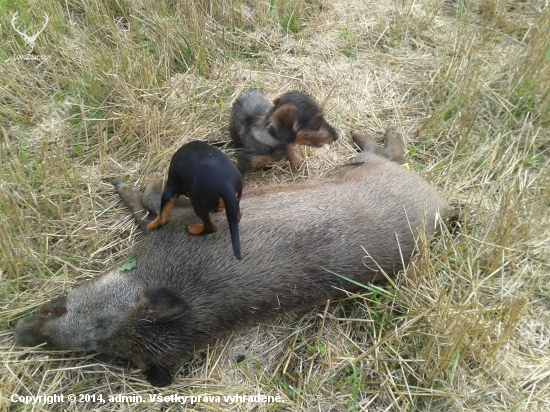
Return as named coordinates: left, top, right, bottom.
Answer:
left=112, top=180, right=156, bottom=231
left=350, top=129, right=380, bottom=159
left=351, top=123, right=407, bottom=166
left=381, top=123, right=407, bottom=165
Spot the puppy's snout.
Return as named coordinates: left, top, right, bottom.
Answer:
left=323, top=124, right=339, bottom=142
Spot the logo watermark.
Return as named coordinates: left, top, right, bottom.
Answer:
left=11, top=11, right=50, bottom=62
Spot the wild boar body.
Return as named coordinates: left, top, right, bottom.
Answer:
left=14, top=140, right=451, bottom=386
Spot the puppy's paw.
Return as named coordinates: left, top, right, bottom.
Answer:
left=186, top=223, right=205, bottom=235
left=146, top=218, right=166, bottom=231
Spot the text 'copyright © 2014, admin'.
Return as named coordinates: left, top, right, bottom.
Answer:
left=10, top=393, right=285, bottom=405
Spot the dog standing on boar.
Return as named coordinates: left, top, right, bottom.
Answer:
left=146, top=141, right=243, bottom=260
left=14, top=124, right=452, bottom=387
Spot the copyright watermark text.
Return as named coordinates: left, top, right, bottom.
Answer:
left=10, top=392, right=284, bottom=405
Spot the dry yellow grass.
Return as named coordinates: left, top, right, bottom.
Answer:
left=1, top=0, right=549, bottom=410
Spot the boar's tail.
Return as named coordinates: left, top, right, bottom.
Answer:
left=221, top=188, right=242, bottom=260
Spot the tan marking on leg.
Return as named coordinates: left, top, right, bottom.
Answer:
left=146, top=197, right=176, bottom=231
left=284, top=144, right=300, bottom=169
left=186, top=223, right=205, bottom=235
left=250, top=155, right=276, bottom=170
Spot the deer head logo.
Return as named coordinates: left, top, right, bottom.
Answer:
left=11, top=12, right=49, bottom=54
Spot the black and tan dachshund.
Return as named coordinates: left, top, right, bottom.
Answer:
left=147, top=141, right=243, bottom=259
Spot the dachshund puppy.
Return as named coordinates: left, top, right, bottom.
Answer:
left=146, top=141, right=243, bottom=260
left=229, top=90, right=338, bottom=175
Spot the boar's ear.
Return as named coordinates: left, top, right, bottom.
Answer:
left=39, top=296, right=68, bottom=317
left=138, top=287, right=190, bottom=322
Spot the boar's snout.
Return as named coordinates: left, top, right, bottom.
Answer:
left=14, top=314, right=53, bottom=347
left=14, top=295, right=68, bottom=348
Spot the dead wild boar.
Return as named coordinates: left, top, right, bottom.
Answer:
left=14, top=124, right=452, bottom=387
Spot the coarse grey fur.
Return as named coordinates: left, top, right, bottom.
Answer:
left=14, top=124, right=452, bottom=387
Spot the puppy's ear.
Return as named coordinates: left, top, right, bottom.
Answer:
left=271, top=104, right=299, bottom=143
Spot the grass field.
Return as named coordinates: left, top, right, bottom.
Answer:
left=1, top=0, right=549, bottom=410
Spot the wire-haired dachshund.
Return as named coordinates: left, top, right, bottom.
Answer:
left=146, top=141, right=243, bottom=259
left=229, top=90, right=339, bottom=176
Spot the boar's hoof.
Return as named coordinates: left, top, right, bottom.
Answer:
left=111, top=181, right=123, bottom=189
left=144, top=365, right=172, bottom=387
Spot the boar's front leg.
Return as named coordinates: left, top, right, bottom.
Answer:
left=141, top=172, right=164, bottom=213
left=144, top=364, right=172, bottom=387
left=113, top=173, right=162, bottom=230
left=112, top=181, right=152, bottom=231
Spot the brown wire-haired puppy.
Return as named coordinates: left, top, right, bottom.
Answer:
left=229, top=90, right=339, bottom=175
left=146, top=141, right=243, bottom=260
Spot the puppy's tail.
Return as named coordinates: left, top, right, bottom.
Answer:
left=221, top=188, right=242, bottom=260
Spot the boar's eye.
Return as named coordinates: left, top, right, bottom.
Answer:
left=40, top=307, right=67, bottom=317
left=95, top=316, right=112, bottom=329
left=39, top=296, right=68, bottom=318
